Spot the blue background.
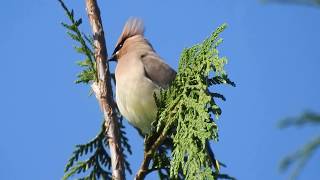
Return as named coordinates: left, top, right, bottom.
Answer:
left=0, top=0, right=319, bottom=179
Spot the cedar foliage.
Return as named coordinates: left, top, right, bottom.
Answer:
left=151, top=24, right=235, bottom=180
left=59, top=1, right=131, bottom=179
left=59, top=0, right=235, bottom=179
left=279, top=112, right=320, bottom=180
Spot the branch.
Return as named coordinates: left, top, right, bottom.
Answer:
left=135, top=129, right=170, bottom=180
left=278, top=111, right=320, bottom=129
left=135, top=95, right=181, bottom=179
left=280, top=136, right=320, bottom=180
left=85, top=0, right=125, bottom=179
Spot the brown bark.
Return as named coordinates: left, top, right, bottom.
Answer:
left=135, top=131, right=169, bottom=180
left=85, top=0, right=125, bottom=179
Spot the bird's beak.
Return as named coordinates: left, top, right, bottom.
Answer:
left=108, top=53, right=117, bottom=62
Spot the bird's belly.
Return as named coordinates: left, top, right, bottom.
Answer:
left=116, top=78, right=158, bottom=134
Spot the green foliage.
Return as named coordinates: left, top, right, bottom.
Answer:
left=62, top=123, right=112, bottom=180
left=60, top=1, right=235, bottom=179
left=262, top=0, right=320, bottom=6
left=59, top=0, right=132, bottom=179
left=58, top=0, right=97, bottom=84
left=62, top=117, right=132, bottom=180
left=279, top=112, right=320, bottom=180
left=152, top=144, right=173, bottom=178
left=153, top=24, right=235, bottom=180
left=279, top=111, right=320, bottom=129
left=118, top=115, right=133, bottom=175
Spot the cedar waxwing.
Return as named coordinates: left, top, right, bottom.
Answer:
left=111, top=18, right=176, bottom=135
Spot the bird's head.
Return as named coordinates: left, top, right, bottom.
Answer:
left=109, top=18, right=145, bottom=62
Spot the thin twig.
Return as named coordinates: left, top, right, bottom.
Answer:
left=85, top=0, right=125, bottom=179
left=135, top=96, right=183, bottom=179
left=135, top=129, right=170, bottom=180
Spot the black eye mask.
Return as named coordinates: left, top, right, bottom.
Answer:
left=112, top=38, right=126, bottom=56
left=109, top=38, right=126, bottom=62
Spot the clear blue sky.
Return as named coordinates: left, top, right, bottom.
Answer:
left=0, top=0, right=319, bottom=179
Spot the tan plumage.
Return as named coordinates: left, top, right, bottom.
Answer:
left=113, top=18, right=176, bottom=134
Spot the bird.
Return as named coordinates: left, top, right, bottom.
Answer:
left=109, top=18, right=176, bottom=135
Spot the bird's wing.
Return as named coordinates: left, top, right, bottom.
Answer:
left=141, top=52, right=176, bottom=89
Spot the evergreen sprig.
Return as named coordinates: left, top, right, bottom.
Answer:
left=279, top=111, right=320, bottom=180
left=62, top=118, right=132, bottom=180
left=62, top=123, right=112, bottom=180
left=118, top=114, right=133, bottom=175
left=59, top=0, right=132, bottom=179
left=60, top=0, right=235, bottom=179
left=58, top=0, right=97, bottom=84
left=279, top=111, right=320, bottom=129
left=262, top=0, right=320, bottom=7
left=280, top=136, right=320, bottom=180
left=152, top=23, right=235, bottom=180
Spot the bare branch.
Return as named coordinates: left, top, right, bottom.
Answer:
left=85, top=0, right=125, bottom=179
left=135, top=129, right=169, bottom=180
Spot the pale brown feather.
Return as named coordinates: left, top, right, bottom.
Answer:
left=114, top=18, right=176, bottom=134
left=140, top=52, right=176, bottom=89
left=115, top=18, right=144, bottom=50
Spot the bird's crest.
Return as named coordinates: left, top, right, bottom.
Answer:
left=115, top=18, right=144, bottom=49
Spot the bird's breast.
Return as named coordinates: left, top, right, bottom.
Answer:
left=115, top=69, right=159, bottom=134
